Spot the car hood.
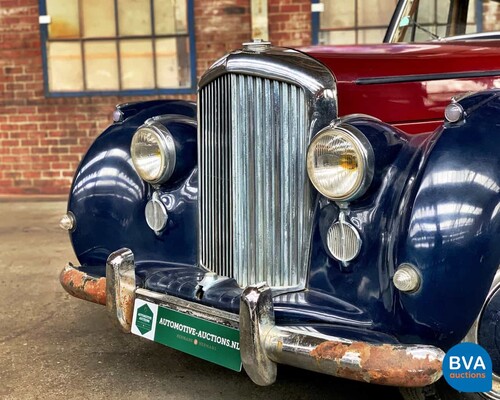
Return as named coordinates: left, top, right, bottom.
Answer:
left=299, top=41, right=500, bottom=83
left=298, top=41, right=500, bottom=133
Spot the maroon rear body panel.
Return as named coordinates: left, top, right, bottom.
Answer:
left=301, top=41, right=500, bottom=133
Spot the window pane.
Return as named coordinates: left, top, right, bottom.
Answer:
left=46, top=0, right=80, bottom=39
left=155, top=38, right=191, bottom=88
left=174, top=0, right=188, bottom=33
left=417, top=0, right=433, bottom=24
left=83, top=0, right=116, bottom=37
left=358, top=0, right=396, bottom=27
left=47, top=42, right=83, bottom=91
left=319, top=30, right=356, bottom=45
left=176, top=37, right=191, bottom=87
left=321, top=0, right=355, bottom=29
left=120, top=40, right=154, bottom=89
left=85, top=41, right=119, bottom=90
left=118, top=0, right=152, bottom=36
left=154, top=0, right=188, bottom=34
left=358, top=28, right=387, bottom=44
left=437, top=24, right=447, bottom=37
left=437, top=0, right=450, bottom=24
left=156, top=38, right=179, bottom=87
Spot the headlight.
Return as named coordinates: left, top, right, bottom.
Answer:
left=130, top=123, right=176, bottom=184
left=306, top=124, right=374, bottom=202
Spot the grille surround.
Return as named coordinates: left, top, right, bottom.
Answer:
left=198, top=46, right=337, bottom=291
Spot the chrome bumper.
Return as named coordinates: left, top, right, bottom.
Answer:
left=65, top=248, right=445, bottom=388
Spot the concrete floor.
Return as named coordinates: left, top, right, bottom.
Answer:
left=0, top=200, right=404, bottom=400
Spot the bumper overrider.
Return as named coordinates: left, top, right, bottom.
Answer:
left=60, top=248, right=444, bottom=388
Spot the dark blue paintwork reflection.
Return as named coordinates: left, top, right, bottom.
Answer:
left=395, top=91, right=500, bottom=348
left=69, top=100, right=198, bottom=273
left=69, top=92, right=500, bottom=351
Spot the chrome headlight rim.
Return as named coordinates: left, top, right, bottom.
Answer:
left=306, top=124, right=375, bottom=202
left=130, top=123, right=176, bottom=185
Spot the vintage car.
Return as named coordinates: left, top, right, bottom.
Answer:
left=59, top=0, right=500, bottom=399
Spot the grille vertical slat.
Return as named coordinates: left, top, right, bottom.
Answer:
left=263, top=78, right=274, bottom=285
left=271, top=80, right=282, bottom=285
left=280, top=83, right=289, bottom=286
left=297, top=86, right=308, bottom=282
left=200, top=73, right=311, bottom=289
left=254, top=77, right=264, bottom=283
left=210, top=81, right=215, bottom=271
left=232, top=75, right=249, bottom=279
left=224, top=75, right=231, bottom=278
left=246, top=76, right=257, bottom=282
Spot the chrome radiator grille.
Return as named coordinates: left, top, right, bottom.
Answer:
left=199, top=73, right=313, bottom=288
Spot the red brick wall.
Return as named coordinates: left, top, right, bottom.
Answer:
left=194, top=1, right=252, bottom=74
left=269, top=0, right=312, bottom=46
left=0, top=0, right=311, bottom=195
left=483, top=1, right=500, bottom=31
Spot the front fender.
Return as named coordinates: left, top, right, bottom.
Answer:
left=68, top=100, right=198, bottom=272
left=396, top=91, right=500, bottom=348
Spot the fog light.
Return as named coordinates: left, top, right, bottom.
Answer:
left=145, top=193, right=168, bottom=233
left=326, top=216, right=361, bottom=262
left=393, top=264, right=421, bottom=293
left=59, top=212, right=75, bottom=231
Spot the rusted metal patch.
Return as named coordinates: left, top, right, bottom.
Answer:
left=105, top=248, right=136, bottom=332
left=59, top=264, right=106, bottom=305
left=310, top=341, right=443, bottom=387
left=120, top=285, right=134, bottom=326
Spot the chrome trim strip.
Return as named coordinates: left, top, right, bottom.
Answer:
left=355, top=69, right=500, bottom=85
left=144, top=114, right=198, bottom=128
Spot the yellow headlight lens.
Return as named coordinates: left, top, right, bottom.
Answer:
left=130, top=124, right=175, bottom=184
left=307, top=125, right=373, bottom=202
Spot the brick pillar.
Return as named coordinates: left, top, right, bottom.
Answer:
left=483, top=1, right=500, bottom=32
left=268, top=0, right=312, bottom=47
left=194, top=1, right=252, bottom=76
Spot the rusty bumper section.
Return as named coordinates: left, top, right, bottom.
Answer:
left=62, top=248, right=445, bottom=388
left=308, top=341, right=442, bottom=387
left=265, top=328, right=443, bottom=387
left=59, top=250, right=136, bottom=333
left=59, top=264, right=106, bottom=305
left=240, top=284, right=444, bottom=388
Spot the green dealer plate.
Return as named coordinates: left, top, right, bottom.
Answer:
left=131, top=298, right=242, bottom=372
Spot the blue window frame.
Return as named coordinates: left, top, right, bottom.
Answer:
left=311, top=0, right=321, bottom=45
left=39, top=0, right=197, bottom=97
